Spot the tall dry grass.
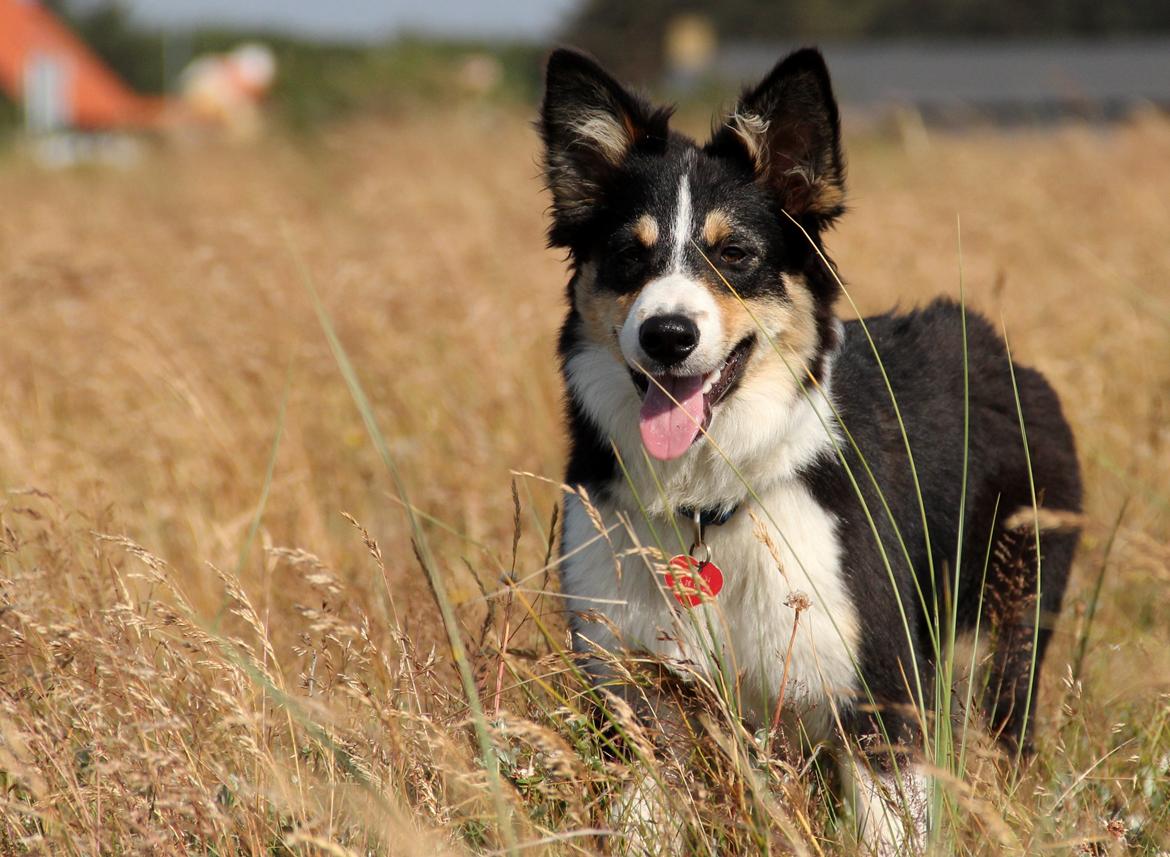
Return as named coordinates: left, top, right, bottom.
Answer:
left=0, top=108, right=1168, bottom=855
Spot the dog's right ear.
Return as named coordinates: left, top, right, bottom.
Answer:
left=540, top=49, right=671, bottom=247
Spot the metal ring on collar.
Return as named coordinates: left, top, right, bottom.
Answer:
left=689, top=541, right=711, bottom=565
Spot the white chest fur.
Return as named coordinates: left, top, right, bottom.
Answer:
left=561, top=475, right=861, bottom=739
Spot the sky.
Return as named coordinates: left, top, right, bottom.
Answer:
left=118, top=0, right=583, bottom=42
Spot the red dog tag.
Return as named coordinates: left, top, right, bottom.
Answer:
left=665, top=554, right=724, bottom=607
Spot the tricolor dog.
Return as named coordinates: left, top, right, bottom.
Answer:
left=539, top=47, right=1081, bottom=854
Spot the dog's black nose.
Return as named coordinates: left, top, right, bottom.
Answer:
left=639, top=314, right=699, bottom=366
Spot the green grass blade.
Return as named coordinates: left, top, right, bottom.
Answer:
left=235, top=366, right=291, bottom=577
left=288, top=232, right=516, bottom=852
left=1000, top=325, right=1043, bottom=769
left=1071, top=498, right=1128, bottom=683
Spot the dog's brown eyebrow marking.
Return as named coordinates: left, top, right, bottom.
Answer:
left=703, top=209, right=733, bottom=245
left=633, top=214, right=659, bottom=247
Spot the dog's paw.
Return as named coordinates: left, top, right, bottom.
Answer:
left=848, top=761, right=929, bottom=856
left=608, top=774, right=687, bottom=857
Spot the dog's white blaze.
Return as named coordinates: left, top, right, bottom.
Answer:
left=845, top=762, right=929, bottom=856
left=670, top=172, right=692, bottom=273
left=618, top=273, right=726, bottom=377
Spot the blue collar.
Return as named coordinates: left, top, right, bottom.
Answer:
left=676, top=504, right=739, bottom=529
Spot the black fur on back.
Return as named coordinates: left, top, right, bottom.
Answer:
left=804, top=299, right=1081, bottom=749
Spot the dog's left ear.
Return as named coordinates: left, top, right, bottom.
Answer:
left=708, top=48, right=845, bottom=222
left=540, top=48, right=672, bottom=247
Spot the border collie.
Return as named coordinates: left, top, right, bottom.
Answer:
left=539, top=47, right=1081, bottom=854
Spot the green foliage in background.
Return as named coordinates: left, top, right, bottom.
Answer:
left=0, top=2, right=546, bottom=134
left=182, top=33, right=545, bottom=131
left=0, top=97, right=19, bottom=139
left=45, top=0, right=169, bottom=93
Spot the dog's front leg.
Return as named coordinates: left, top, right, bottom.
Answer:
left=839, top=712, right=929, bottom=856
left=561, top=494, right=700, bottom=853
left=578, top=657, right=700, bottom=857
left=608, top=771, right=685, bottom=857
left=845, top=755, right=929, bottom=856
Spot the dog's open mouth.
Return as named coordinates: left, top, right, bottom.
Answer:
left=631, top=335, right=755, bottom=461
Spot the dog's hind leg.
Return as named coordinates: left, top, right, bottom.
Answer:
left=981, top=518, right=1079, bottom=754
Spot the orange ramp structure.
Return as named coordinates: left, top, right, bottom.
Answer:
left=0, top=0, right=166, bottom=130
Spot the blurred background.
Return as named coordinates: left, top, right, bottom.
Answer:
left=1, top=3, right=1169, bottom=853
left=2, top=0, right=1170, bottom=148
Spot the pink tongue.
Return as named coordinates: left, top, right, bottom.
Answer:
left=639, top=374, right=707, bottom=461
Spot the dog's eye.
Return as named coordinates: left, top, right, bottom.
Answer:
left=616, top=244, right=645, bottom=267
left=719, top=244, right=751, bottom=265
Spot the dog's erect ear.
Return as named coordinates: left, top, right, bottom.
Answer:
left=708, top=48, right=845, bottom=222
left=540, top=48, right=672, bottom=246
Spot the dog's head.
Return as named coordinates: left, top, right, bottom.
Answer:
left=542, top=48, right=845, bottom=466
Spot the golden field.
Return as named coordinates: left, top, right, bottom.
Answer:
left=1, top=107, right=1168, bottom=854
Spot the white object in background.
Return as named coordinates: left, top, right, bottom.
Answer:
left=179, top=42, right=276, bottom=139
left=24, top=50, right=71, bottom=133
